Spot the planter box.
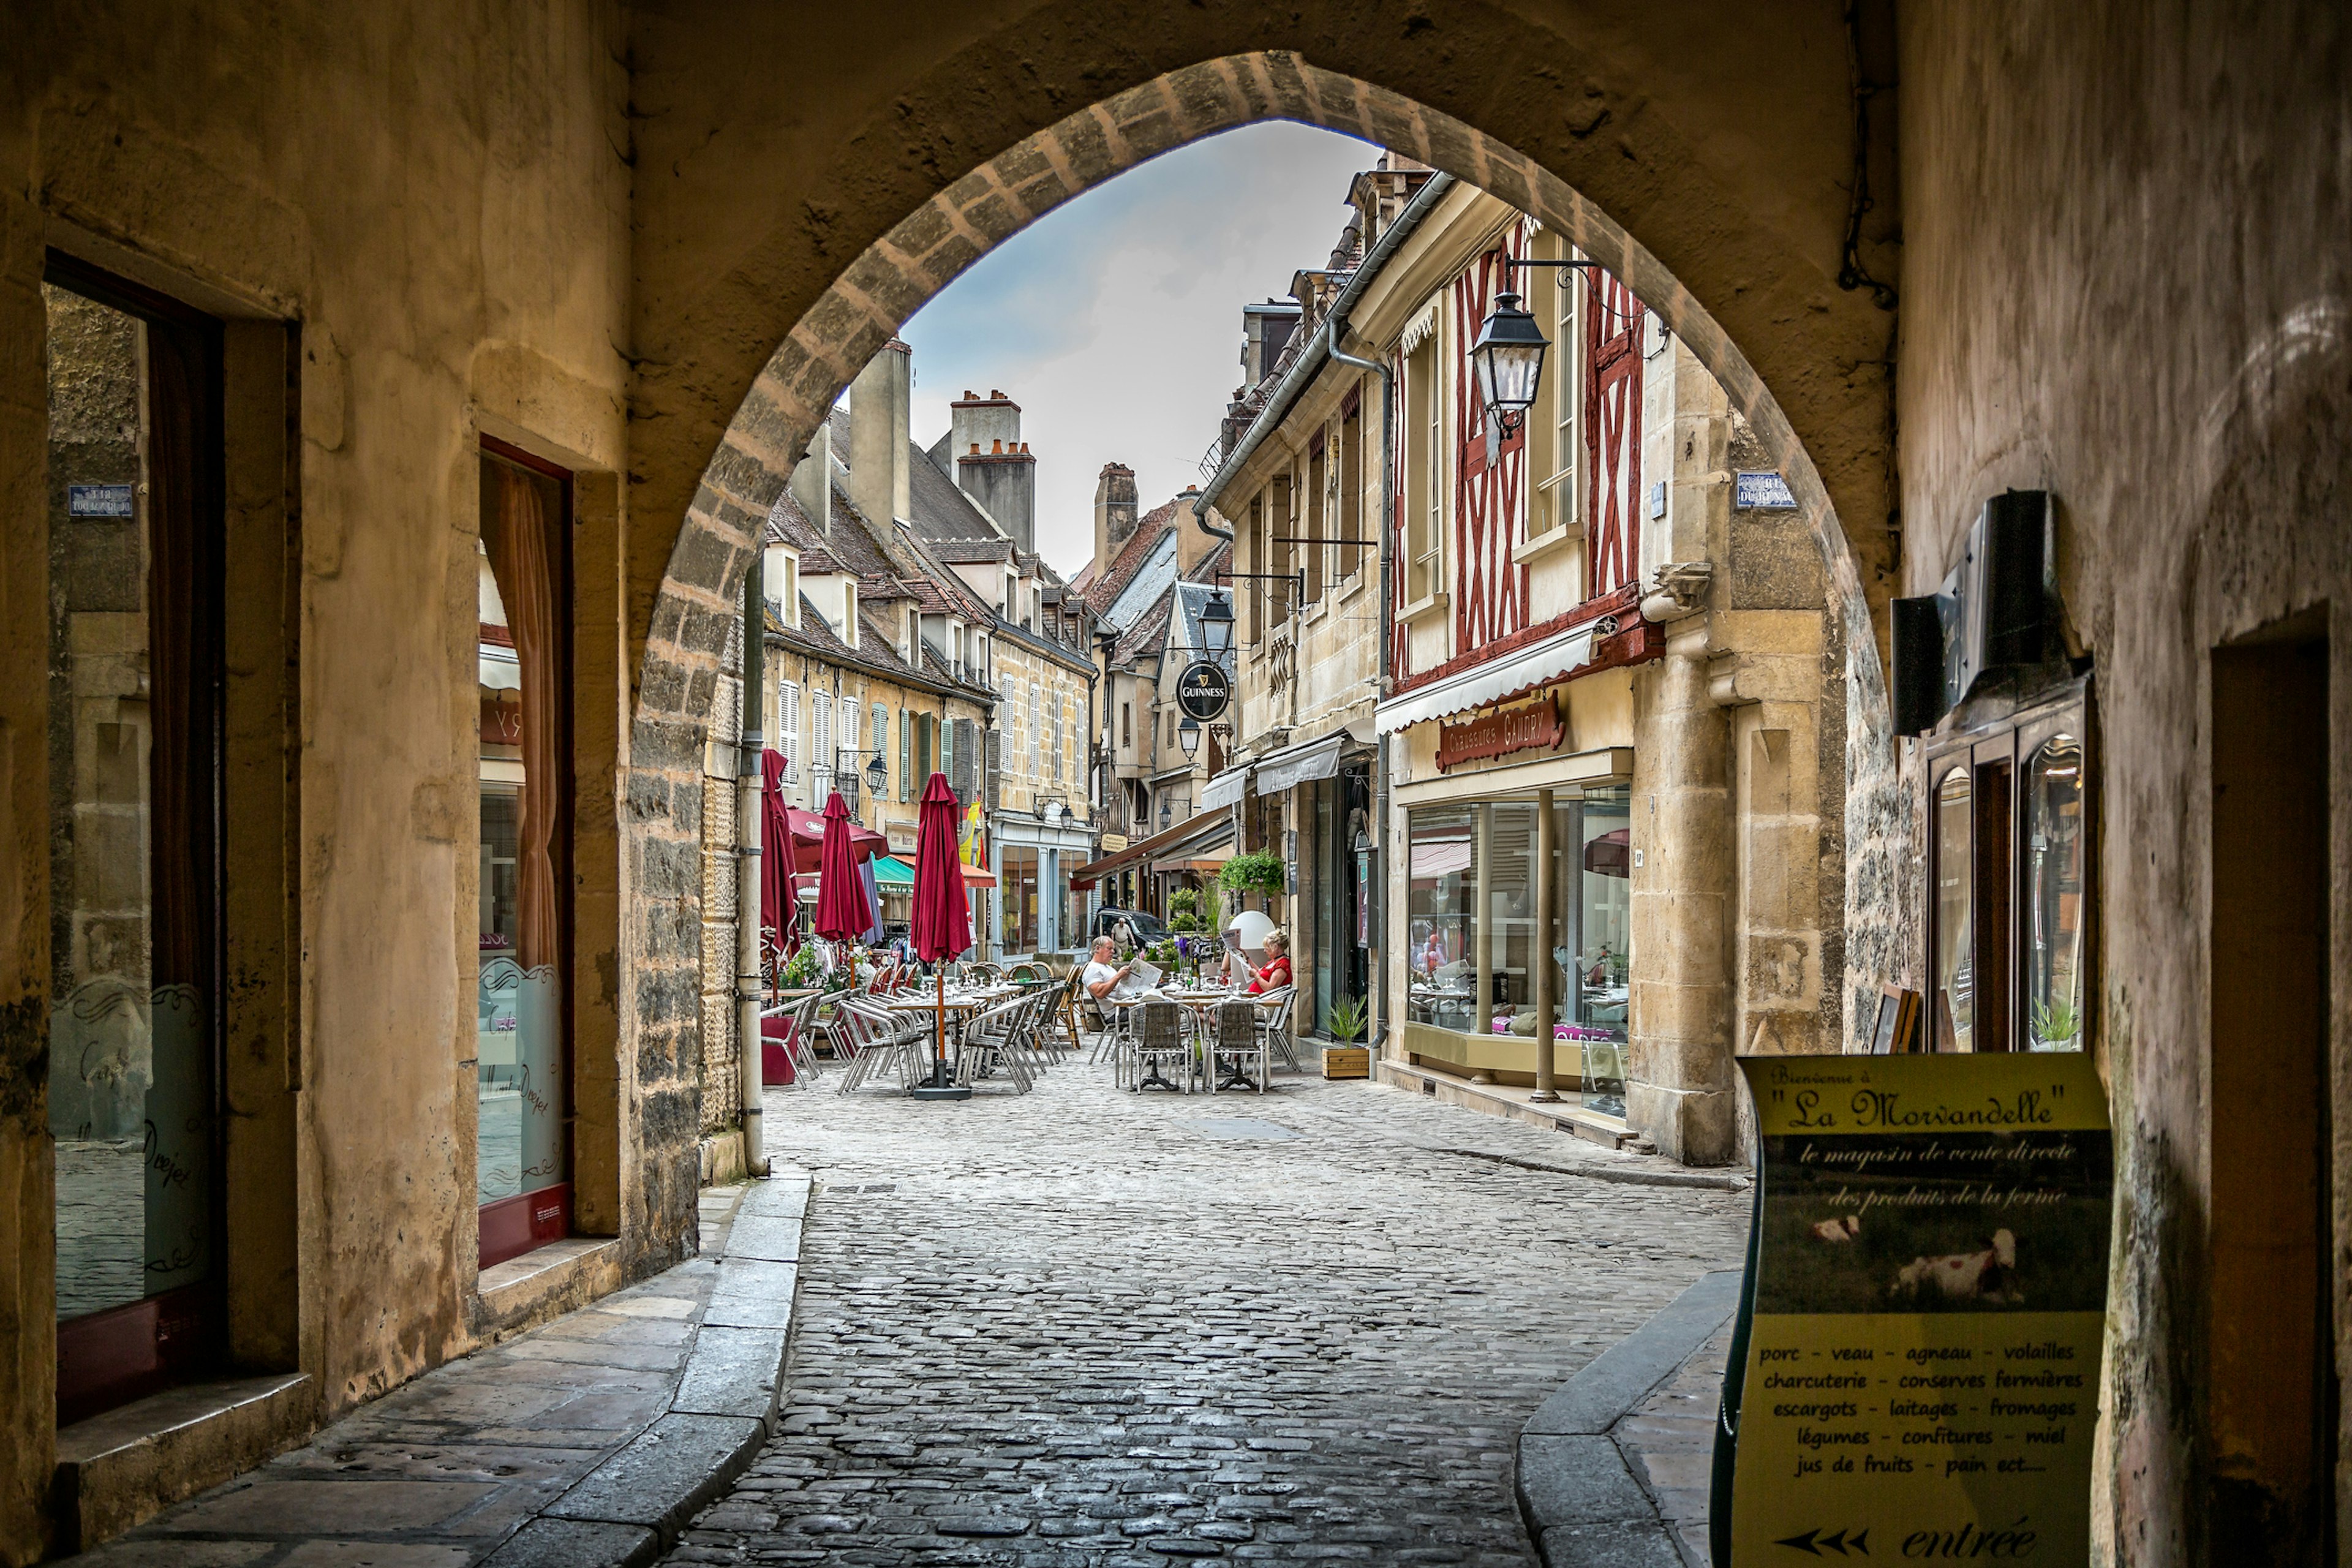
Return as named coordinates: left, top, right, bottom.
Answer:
left=1320, top=1046, right=1370, bottom=1080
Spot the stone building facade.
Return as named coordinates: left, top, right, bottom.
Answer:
left=1205, top=161, right=1843, bottom=1162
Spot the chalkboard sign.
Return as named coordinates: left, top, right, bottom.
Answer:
left=1714, top=1052, right=2111, bottom=1564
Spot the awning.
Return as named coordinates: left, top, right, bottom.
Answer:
left=961, top=862, right=998, bottom=889
left=1200, top=765, right=1251, bottom=810
left=1374, top=620, right=1602, bottom=734
left=1070, top=810, right=1231, bottom=889
left=871, top=854, right=914, bottom=888
left=1253, top=732, right=1345, bottom=795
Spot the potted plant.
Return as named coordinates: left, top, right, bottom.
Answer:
left=1320, top=994, right=1370, bottom=1079
left=1218, top=850, right=1286, bottom=900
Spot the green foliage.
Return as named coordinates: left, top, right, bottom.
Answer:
left=2032, top=998, right=2081, bottom=1046
left=1169, top=888, right=1199, bottom=922
left=778, top=941, right=820, bottom=990
left=1324, top=995, right=1368, bottom=1043
left=1218, top=850, right=1286, bottom=896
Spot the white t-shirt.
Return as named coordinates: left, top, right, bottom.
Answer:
left=1082, top=960, right=1123, bottom=998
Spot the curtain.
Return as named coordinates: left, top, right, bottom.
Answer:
left=492, top=466, right=561, bottom=973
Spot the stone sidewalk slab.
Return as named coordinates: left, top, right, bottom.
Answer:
left=1517, top=1269, right=1741, bottom=1568
left=74, top=1171, right=811, bottom=1566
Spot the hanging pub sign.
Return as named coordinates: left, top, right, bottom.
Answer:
left=1713, top=1052, right=2111, bottom=1566
left=1176, top=659, right=1232, bottom=722
left=1434, top=696, right=1562, bottom=772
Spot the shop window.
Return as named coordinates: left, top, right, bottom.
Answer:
left=1001, top=846, right=1040, bottom=954
left=1924, top=688, right=2091, bottom=1054
left=1404, top=788, right=1629, bottom=1112
left=476, top=443, right=572, bottom=1266
left=45, top=263, right=227, bottom=1422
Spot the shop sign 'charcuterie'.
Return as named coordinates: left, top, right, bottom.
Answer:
left=1714, top=1052, right=2111, bottom=1566
left=1435, top=698, right=1562, bottom=772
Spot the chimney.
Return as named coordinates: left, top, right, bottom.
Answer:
left=787, top=420, right=831, bottom=536
left=1174, top=486, right=1218, bottom=576
left=1093, top=462, right=1138, bottom=573
left=848, top=339, right=913, bottom=527
left=949, top=387, right=1035, bottom=551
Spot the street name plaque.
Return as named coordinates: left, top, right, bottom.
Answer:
left=1715, top=1052, right=2111, bottom=1565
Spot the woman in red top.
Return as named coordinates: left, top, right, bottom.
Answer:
left=1249, top=931, right=1294, bottom=995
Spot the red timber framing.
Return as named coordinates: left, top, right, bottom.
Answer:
left=1450, top=225, right=1534, bottom=655
left=1585, top=268, right=1646, bottom=597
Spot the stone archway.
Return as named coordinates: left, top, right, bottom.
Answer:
left=616, top=26, right=1910, bottom=1085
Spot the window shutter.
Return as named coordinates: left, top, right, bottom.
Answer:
left=780, top=681, right=801, bottom=779
left=951, top=717, right=976, bottom=800
left=985, top=726, right=1003, bottom=812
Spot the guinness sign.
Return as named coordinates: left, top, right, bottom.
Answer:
left=1175, top=660, right=1232, bottom=722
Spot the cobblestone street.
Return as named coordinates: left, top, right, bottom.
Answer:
left=667, top=1064, right=1747, bottom=1565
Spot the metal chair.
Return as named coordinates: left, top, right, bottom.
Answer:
left=1129, top=999, right=1188, bottom=1093
left=1254, top=986, right=1302, bottom=1072
left=1210, top=998, right=1270, bottom=1093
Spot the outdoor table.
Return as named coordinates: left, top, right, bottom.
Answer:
left=1161, top=987, right=1270, bottom=1089
left=881, top=988, right=1019, bottom=1081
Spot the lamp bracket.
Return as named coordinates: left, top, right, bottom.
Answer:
left=1501, top=257, right=1604, bottom=292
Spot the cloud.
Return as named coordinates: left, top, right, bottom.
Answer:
left=901, top=121, right=1378, bottom=577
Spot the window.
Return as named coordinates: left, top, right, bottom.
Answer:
left=898, top=707, right=911, bottom=801
left=476, top=443, right=575, bottom=1262
left=777, top=551, right=800, bottom=625
left=812, top=691, right=833, bottom=797
left=1001, top=846, right=1041, bottom=954
left=1246, top=494, right=1265, bottom=646
left=777, top=681, right=801, bottom=780
left=1340, top=393, right=1364, bottom=579
left=1923, top=687, right=2090, bottom=1056
left=871, top=704, right=888, bottom=796
left=841, top=582, right=858, bottom=647
left=1028, top=680, right=1041, bottom=776
left=839, top=699, right=859, bottom=780
left=1405, top=790, right=1630, bottom=1114
left=1304, top=439, right=1325, bottom=604
left=1121, top=701, right=1131, bottom=748
left=1050, top=689, right=1063, bottom=783
left=1406, top=335, right=1441, bottom=598
left=1271, top=474, right=1294, bottom=625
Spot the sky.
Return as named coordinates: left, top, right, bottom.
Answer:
left=898, top=121, right=1379, bottom=579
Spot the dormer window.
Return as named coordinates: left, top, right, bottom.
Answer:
left=841, top=582, right=858, bottom=649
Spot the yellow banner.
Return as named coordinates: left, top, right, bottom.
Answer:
left=1725, top=1053, right=2111, bottom=1564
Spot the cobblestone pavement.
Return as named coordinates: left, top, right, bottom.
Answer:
left=666, top=1061, right=1749, bottom=1566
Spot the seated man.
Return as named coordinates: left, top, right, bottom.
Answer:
left=1082, top=935, right=1136, bottom=1005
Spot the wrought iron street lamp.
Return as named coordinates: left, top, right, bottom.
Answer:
left=1197, top=592, right=1234, bottom=658
left=1178, top=716, right=1202, bottom=758
left=1472, top=258, right=1602, bottom=438
left=863, top=753, right=888, bottom=796
left=1469, top=290, right=1547, bottom=438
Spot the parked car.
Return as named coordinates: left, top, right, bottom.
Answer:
left=1089, top=907, right=1166, bottom=949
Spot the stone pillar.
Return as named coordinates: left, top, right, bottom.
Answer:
left=1627, top=627, right=1736, bottom=1161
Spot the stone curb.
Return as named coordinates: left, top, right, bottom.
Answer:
left=484, top=1169, right=810, bottom=1568
left=1516, top=1269, right=1742, bottom=1567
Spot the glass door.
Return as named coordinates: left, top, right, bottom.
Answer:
left=477, top=445, right=572, bottom=1267
left=45, top=261, right=226, bottom=1422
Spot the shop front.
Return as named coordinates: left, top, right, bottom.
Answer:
left=991, top=808, right=1098, bottom=962
left=1380, top=658, right=1641, bottom=1121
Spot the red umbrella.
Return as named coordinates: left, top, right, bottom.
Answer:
left=910, top=771, right=972, bottom=1096
left=760, top=750, right=797, bottom=954
left=813, top=791, right=872, bottom=943
left=780, top=804, right=886, bottom=873
left=1584, top=827, right=1631, bottom=878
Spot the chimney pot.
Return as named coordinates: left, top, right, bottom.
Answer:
left=970, top=442, right=979, bottom=454
left=964, top=389, right=976, bottom=399
left=992, top=388, right=1005, bottom=399
left=992, top=439, right=1003, bottom=453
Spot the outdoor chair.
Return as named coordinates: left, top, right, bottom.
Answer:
left=1254, top=986, right=1302, bottom=1072
left=957, top=997, right=1035, bottom=1092
left=1129, top=998, right=1188, bottom=1093
left=1210, top=998, right=1270, bottom=1094
left=760, top=991, right=824, bottom=1088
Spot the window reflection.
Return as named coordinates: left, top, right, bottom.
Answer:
left=1934, top=767, right=1973, bottom=1052
left=1406, top=806, right=1476, bottom=1031
left=2024, top=736, right=2085, bottom=1050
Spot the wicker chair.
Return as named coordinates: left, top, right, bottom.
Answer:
left=1128, top=998, right=1188, bottom=1093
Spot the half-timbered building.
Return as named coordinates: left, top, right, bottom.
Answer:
left=1205, top=155, right=1847, bottom=1165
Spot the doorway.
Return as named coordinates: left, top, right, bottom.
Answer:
left=2207, top=610, right=2332, bottom=1561
left=43, top=257, right=228, bottom=1424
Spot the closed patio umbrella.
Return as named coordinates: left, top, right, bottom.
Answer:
left=760, top=750, right=796, bottom=957
left=910, top=771, right=973, bottom=1099
left=813, top=791, right=872, bottom=943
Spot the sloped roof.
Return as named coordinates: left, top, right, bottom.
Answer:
left=929, top=538, right=1016, bottom=564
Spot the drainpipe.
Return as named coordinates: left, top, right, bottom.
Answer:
left=737, top=555, right=770, bottom=1178
left=1326, top=318, right=1395, bottom=1055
